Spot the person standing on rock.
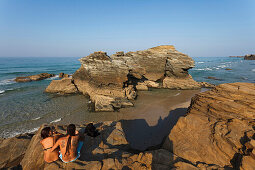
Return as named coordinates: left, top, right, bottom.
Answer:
left=50, top=124, right=84, bottom=163
left=40, top=126, right=63, bottom=163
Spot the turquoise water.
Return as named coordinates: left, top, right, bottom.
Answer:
left=0, top=56, right=254, bottom=138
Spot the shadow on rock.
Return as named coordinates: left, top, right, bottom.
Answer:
left=120, top=107, right=187, bottom=151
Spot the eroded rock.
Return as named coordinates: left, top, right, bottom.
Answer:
left=163, top=82, right=255, bottom=168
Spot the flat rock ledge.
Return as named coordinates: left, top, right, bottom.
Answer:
left=15, top=73, right=55, bottom=82
left=45, top=45, right=213, bottom=111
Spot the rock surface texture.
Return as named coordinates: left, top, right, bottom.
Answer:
left=46, top=45, right=211, bottom=111
left=0, top=134, right=33, bottom=169
left=163, top=82, right=255, bottom=169
left=15, top=73, right=55, bottom=82
left=45, top=78, right=78, bottom=94
left=19, top=122, right=194, bottom=170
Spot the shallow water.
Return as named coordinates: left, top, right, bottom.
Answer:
left=0, top=56, right=254, bottom=138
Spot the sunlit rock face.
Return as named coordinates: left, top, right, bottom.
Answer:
left=46, top=45, right=205, bottom=111
left=163, top=82, right=255, bottom=169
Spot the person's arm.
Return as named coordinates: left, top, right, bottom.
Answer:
left=50, top=139, right=60, bottom=152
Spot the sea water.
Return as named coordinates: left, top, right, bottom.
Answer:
left=0, top=56, right=254, bottom=138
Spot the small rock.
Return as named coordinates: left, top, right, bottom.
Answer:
left=15, top=73, right=54, bottom=82
left=45, top=78, right=78, bottom=94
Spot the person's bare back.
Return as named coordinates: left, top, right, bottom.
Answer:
left=57, top=135, right=80, bottom=162
left=50, top=124, right=83, bottom=163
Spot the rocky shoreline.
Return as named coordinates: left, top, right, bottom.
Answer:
left=1, top=83, right=254, bottom=169
left=3, top=46, right=254, bottom=169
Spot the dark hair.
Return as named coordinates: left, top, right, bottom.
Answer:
left=41, top=127, right=51, bottom=139
left=65, top=124, right=76, bottom=155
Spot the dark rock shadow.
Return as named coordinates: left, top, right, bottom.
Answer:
left=120, top=107, right=187, bottom=151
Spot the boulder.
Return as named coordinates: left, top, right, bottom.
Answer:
left=144, top=80, right=160, bottom=88
left=163, top=75, right=201, bottom=89
left=163, top=83, right=255, bottom=168
left=59, top=72, right=69, bottom=78
left=136, top=83, right=149, bottom=91
left=244, top=54, right=255, bottom=60
left=15, top=73, right=55, bottom=82
left=0, top=134, right=33, bottom=169
left=45, top=78, right=78, bottom=94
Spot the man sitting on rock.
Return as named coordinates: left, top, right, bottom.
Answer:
left=50, top=124, right=84, bottom=163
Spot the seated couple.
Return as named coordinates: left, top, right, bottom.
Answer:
left=40, top=124, right=84, bottom=163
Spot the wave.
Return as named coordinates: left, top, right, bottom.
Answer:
left=50, top=118, right=62, bottom=123
left=2, top=127, right=39, bottom=138
left=32, top=117, right=41, bottom=121
left=252, top=69, right=255, bottom=72
left=217, top=65, right=227, bottom=68
left=193, top=68, right=212, bottom=71
left=46, top=75, right=59, bottom=80
left=197, top=62, right=205, bottom=64
left=0, top=88, right=14, bottom=94
left=174, top=92, right=180, bottom=96
left=0, top=79, right=15, bottom=86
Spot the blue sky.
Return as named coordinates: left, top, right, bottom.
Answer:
left=0, top=0, right=254, bottom=57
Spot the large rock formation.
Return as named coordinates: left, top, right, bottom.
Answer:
left=15, top=73, right=55, bottom=82
left=46, top=45, right=210, bottom=111
left=163, top=82, right=255, bottom=169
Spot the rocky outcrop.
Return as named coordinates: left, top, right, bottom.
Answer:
left=15, top=73, right=55, bottom=82
left=0, top=134, right=33, bottom=169
left=59, top=72, right=70, bottom=78
left=45, top=78, right=78, bottom=94
left=163, top=83, right=255, bottom=169
left=19, top=121, right=196, bottom=170
left=244, top=54, right=255, bottom=60
left=46, top=45, right=212, bottom=111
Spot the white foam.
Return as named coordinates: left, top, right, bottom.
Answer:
left=252, top=69, right=255, bottom=72
left=32, top=117, right=41, bottom=120
left=193, top=68, right=205, bottom=71
left=0, top=79, right=15, bottom=86
left=218, top=65, right=227, bottom=68
left=197, top=62, right=204, bottom=64
left=50, top=118, right=62, bottom=123
left=174, top=92, right=180, bottom=96
left=193, top=67, right=212, bottom=71
left=47, top=75, right=59, bottom=80
left=0, top=90, right=5, bottom=94
left=3, top=127, right=40, bottom=138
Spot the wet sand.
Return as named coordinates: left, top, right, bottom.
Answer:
left=61, top=88, right=203, bottom=150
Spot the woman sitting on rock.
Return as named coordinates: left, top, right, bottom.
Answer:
left=50, top=124, right=84, bottom=163
left=40, top=127, right=63, bottom=163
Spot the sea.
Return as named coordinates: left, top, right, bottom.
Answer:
left=0, top=56, right=254, bottom=138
